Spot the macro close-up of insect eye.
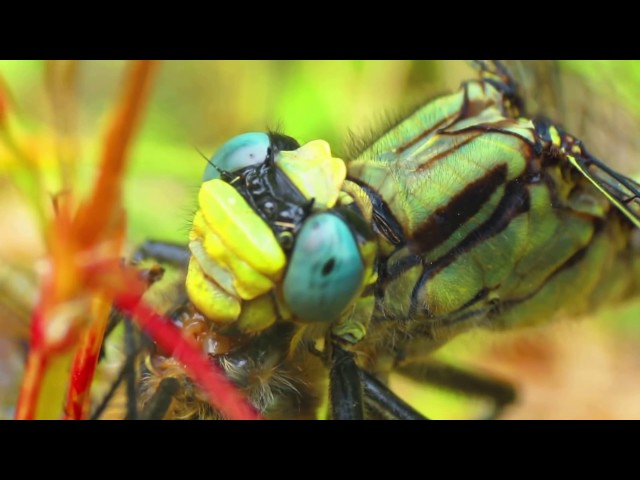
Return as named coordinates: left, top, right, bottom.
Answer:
left=1, top=60, right=639, bottom=420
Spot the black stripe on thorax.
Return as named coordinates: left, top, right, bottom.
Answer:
left=411, top=163, right=508, bottom=254
left=378, top=164, right=516, bottom=285
left=373, top=123, right=539, bottom=288
left=411, top=214, right=602, bottom=335
left=410, top=177, right=531, bottom=317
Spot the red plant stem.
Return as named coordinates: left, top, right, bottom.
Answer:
left=73, top=60, right=159, bottom=248
left=115, top=293, right=262, bottom=420
left=63, top=298, right=110, bottom=420
left=16, top=299, right=50, bottom=420
left=62, top=61, right=157, bottom=418
left=0, top=80, right=8, bottom=128
left=14, top=343, right=45, bottom=420
left=14, top=62, right=159, bottom=420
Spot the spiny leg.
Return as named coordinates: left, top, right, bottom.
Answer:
left=90, top=353, right=135, bottom=420
left=329, top=344, right=428, bottom=420
left=396, top=360, right=516, bottom=420
left=132, top=240, right=190, bottom=267
left=361, top=371, right=428, bottom=420
left=90, top=344, right=181, bottom=420
left=139, top=378, right=180, bottom=420
left=99, top=261, right=166, bottom=361
left=90, top=320, right=149, bottom=420
left=128, top=239, right=191, bottom=324
left=470, top=60, right=526, bottom=117
left=329, top=344, right=364, bottom=420
left=92, top=241, right=189, bottom=419
left=124, top=319, right=139, bottom=420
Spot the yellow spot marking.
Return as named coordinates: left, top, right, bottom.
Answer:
left=198, top=179, right=285, bottom=277
left=276, top=140, right=346, bottom=209
left=202, top=229, right=275, bottom=298
left=186, top=259, right=240, bottom=323
left=549, top=126, right=561, bottom=147
left=237, top=294, right=277, bottom=333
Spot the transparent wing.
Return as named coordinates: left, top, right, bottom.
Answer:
left=501, top=60, right=564, bottom=121
left=501, top=60, right=640, bottom=227
left=567, top=153, right=640, bottom=228
left=508, top=61, right=640, bottom=174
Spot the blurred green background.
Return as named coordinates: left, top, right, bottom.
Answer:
left=1, top=60, right=640, bottom=419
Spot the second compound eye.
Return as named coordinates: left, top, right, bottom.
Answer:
left=282, top=213, right=364, bottom=323
left=202, top=132, right=270, bottom=182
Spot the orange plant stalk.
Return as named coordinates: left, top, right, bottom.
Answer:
left=14, top=60, right=157, bottom=420
left=12, top=60, right=260, bottom=420
left=62, top=59, right=155, bottom=420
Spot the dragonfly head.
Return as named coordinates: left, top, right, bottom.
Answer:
left=187, top=132, right=377, bottom=335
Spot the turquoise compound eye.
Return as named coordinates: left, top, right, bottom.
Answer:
left=203, top=132, right=270, bottom=182
left=283, top=213, right=364, bottom=323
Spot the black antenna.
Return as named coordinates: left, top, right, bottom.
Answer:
left=195, top=146, right=234, bottom=182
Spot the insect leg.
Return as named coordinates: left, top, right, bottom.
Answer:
left=123, top=319, right=139, bottom=420
left=329, top=344, right=365, bottom=420
left=396, top=360, right=516, bottom=420
left=470, top=60, right=525, bottom=116
left=99, top=259, right=167, bottom=361
left=139, top=378, right=180, bottom=420
left=329, top=344, right=429, bottom=419
left=99, top=308, right=125, bottom=360
left=90, top=321, right=150, bottom=420
left=132, top=240, right=190, bottom=268
left=91, top=243, right=187, bottom=419
left=90, top=358, right=132, bottom=420
left=361, top=370, right=428, bottom=420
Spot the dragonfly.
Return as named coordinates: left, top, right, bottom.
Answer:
left=87, top=60, right=639, bottom=420
left=2, top=61, right=639, bottom=419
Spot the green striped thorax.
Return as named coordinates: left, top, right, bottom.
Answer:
left=187, top=132, right=377, bottom=339
left=349, top=73, right=639, bottom=345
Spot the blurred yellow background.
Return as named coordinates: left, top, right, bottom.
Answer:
left=1, top=60, right=639, bottom=419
